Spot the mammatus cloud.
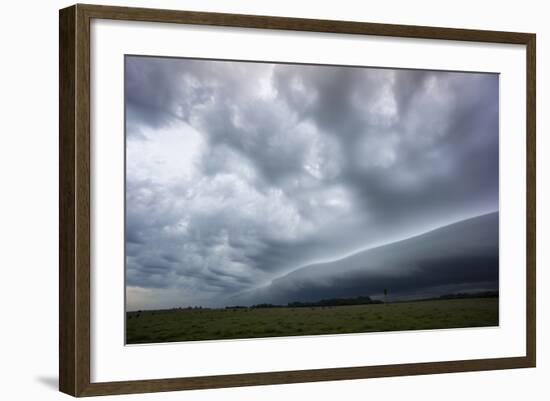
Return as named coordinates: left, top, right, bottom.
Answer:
left=125, top=56, right=499, bottom=310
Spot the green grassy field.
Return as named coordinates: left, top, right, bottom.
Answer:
left=126, top=297, right=498, bottom=344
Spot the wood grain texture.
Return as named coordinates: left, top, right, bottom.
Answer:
left=75, top=4, right=92, bottom=396
left=59, top=5, right=76, bottom=396
left=59, top=4, right=92, bottom=396
left=59, top=3, right=536, bottom=397
left=78, top=3, right=533, bottom=43
left=525, top=34, right=536, bottom=367
left=77, top=357, right=533, bottom=396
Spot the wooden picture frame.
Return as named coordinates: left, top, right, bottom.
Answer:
left=59, top=3, right=536, bottom=397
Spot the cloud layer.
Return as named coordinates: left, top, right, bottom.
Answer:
left=237, top=212, right=499, bottom=305
left=125, top=56, right=499, bottom=310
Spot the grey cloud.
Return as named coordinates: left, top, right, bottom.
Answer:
left=124, top=56, right=499, bottom=308
left=234, top=212, right=498, bottom=304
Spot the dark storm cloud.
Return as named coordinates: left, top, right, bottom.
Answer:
left=273, top=65, right=499, bottom=227
left=124, top=56, right=499, bottom=309
left=235, top=212, right=499, bottom=304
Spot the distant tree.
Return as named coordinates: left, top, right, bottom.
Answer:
left=287, top=296, right=379, bottom=308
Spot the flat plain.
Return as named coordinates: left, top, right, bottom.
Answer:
left=126, top=297, right=499, bottom=344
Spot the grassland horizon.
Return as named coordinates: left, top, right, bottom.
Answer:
left=126, top=295, right=499, bottom=345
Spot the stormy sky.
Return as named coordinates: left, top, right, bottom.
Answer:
left=125, top=56, right=499, bottom=311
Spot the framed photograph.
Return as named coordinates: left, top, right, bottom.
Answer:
left=59, top=4, right=536, bottom=397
